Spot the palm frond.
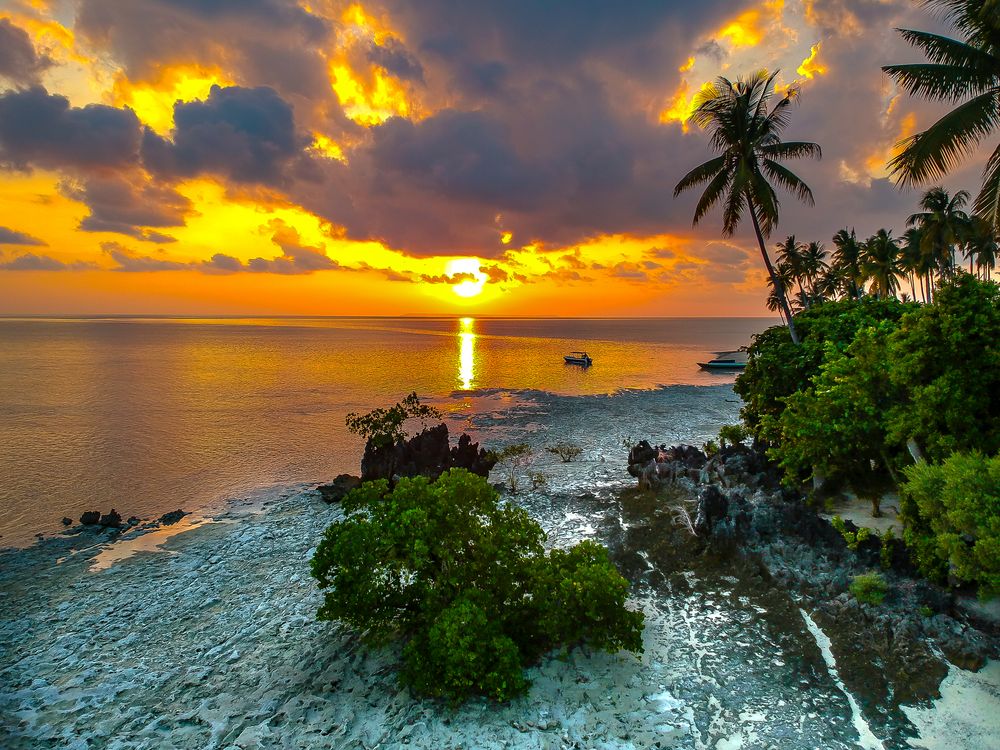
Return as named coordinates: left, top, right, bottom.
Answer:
left=889, top=90, right=1000, bottom=185
left=893, top=29, right=1000, bottom=72
left=974, top=142, right=1000, bottom=230
left=692, top=169, right=733, bottom=226
left=882, top=62, right=998, bottom=101
left=761, top=160, right=816, bottom=206
left=673, top=156, right=726, bottom=197
left=759, top=141, right=822, bottom=160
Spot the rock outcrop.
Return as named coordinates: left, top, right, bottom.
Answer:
left=360, top=423, right=497, bottom=483
left=317, top=474, right=362, bottom=504
left=80, top=511, right=101, bottom=526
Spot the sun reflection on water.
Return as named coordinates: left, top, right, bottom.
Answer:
left=458, top=317, right=476, bottom=390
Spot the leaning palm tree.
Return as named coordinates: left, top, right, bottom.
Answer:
left=674, top=70, right=821, bottom=344
left=906, top=186, right=970, bottom=289
left=861, top=229, right=904, bottom=299
left=831, top=228, right=864, bottom=299
left=883, top=1, right=1000, bottom=228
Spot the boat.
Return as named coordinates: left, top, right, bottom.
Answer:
left=564, top=351, right=593, bottom=366
left=697, top=350, right=748, bottom=371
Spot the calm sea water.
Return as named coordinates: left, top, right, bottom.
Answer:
left=0, top=316, right=771, bottom=546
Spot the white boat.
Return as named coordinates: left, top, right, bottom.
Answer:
left=564, top=351, right=593, bottom=366
left=697, top=350, right=747, bottom=371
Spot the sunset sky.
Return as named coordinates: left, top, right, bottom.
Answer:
left=0, top=0, right=985, bottom=316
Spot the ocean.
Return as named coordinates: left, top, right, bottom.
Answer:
left=0, top=316, right=771, bottom=546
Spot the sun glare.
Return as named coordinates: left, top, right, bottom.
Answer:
left=446, top=258, right=487, bottom=298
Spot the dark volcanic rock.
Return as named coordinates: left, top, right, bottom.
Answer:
left=99, top=509, right=123, bottom=528
left=317, top=474, right=362, bottom=503
left=694, top=485, right=729, bottom=536
left=61, top=517, right=73, bottom=526
left=80, top=511, right=101, bottom=526
left=360, top=423, right=497, bottom=483
left=159, top=509, right=187, bottom=525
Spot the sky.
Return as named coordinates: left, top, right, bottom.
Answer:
left=0, top=0, right=988, bottom=316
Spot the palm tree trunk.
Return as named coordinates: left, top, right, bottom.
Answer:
left=746, top=195, right=800, bottom=345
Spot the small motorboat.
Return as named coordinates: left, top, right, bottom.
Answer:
left=697, top=350, right=748, bottom=371
left=564, top=351, right=593, bottom=366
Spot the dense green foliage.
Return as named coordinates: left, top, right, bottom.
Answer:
left=310, top=469, right=644, bottom=703
left=850, top=572, right=889, bottom=605
left=345, top=392, right=442, bottom=449
left=885, top=276, right=1000, bottom=461
left=902, top=452, right=1000, bottom=597
left=734, top=296, right=909, bottom=442
left=736, top=275, right=1000, bottom=596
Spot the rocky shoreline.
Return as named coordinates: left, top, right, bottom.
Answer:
left=623, top=440, right=999, bottom=708
left=2, top=414, right=999, bottom=748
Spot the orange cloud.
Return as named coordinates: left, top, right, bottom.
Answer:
left=796, top=43, right=826, bottom=80
left=107, top=65, right=235, bottom=134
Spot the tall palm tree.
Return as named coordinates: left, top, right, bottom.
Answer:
left=801, top=241, right=829, bottom=297
left=906, top=187, right=970, bottom=290
left=883, top=1, right=1000, bottom=228
left=964, top=215, right=999, bottom=278
left=674, top=70, right=821, bottom=344
left=861, top=229, right=903, bottom=299
left=900, top=227, right=928, bottom=301
left=775, top=235, right=808, bottom=297
left=831, top=228, right=864, bottom=299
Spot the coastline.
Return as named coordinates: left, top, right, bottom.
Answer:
left=3, top=383, right=999, bottom=749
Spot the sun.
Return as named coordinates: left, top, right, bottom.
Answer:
left=446, top=257, right=487, bottom=298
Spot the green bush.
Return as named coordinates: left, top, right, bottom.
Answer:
left=886, top=276, right=1000, bottom=462
left=345, top=392, right=442, bottom=449
left=830, top=515, right=873, bottom=551
left=310, top=468, right=644, bottom=703
left=546, top=441, right=583, bottom=462
left=764, top=325, right=901, bottom=512
left=850, top=572, right=888, bottom=605
left=734, top=297, right=909, bottom=446
left=902, top=451, right=1000, bottom=597
left=718, top=423, right=748, bottom=448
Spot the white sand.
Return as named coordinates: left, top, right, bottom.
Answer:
left=903, top=660, right=1000, bottom=749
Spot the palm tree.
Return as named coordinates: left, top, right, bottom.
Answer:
left=883, top=1, right=1000, bottom=228
left=674, top=70, right=822, bottom=344
left=776, top=235, right=808, bottom=297
left=900, top=227, right=928, bottom=301
left=801, top=241, right=829, bottom=297
left=964, top=215, right=999, bottom=279
left=861, top=229, right=903, bottom=298
left=831, top=228, right=864, bottom=299
left=906, top=187, right=970, bottom=291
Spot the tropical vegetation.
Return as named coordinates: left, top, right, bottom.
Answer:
left=310, top=469, right=644, bottom=703
left=674, top=70, right=822, bottom=344
left=883, top=0, right=1000, bottom=229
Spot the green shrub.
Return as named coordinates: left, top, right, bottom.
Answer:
left=310, top=468, right=644, bottom=703
left=886, top=276, right=1000, bottom=462
left=493, top=443, right=534, bottom=493
left=764, top=325, right=901, bottom=508
left=345, top=392, right=442, bottom=449
left=546, top=441, right=583, bottom=462
left=902, top=451, right=1000, bottom=598
left=830, top=515, right=873, bottom=551
left=850, top=572, right=888, bottom=605
left=718, top=423, right=748, bottom=448
left=735, top=297, right=909, bottom=446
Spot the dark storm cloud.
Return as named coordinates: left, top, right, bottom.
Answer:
left=367, top=38, right=424, bottom=83
left=0, top=226, right=46, bottom=246
left=76, top=0, right=328, bottom=78
left=0, top=18, right=54, bottom=85
left=0, top=253, right=96, bottom=271
left=0, top=87, right=141, bottom=172
left=60, top=175, right=191, bottom=243
left=143, top=85, right=311, bottom=185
